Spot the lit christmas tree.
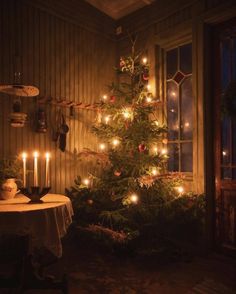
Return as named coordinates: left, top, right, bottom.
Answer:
left=67, top=39, right=204, bottom=252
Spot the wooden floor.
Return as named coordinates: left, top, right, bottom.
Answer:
left=2, top=236, right=236, bottom=294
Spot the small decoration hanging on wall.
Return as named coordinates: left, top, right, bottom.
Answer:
left=52, top=109, right=69, bottom=152
left=9, top=98, right=27, bottom=128
left=35, top=107, right=47, bottom=133
left=59, top=114, right=69, bottom=152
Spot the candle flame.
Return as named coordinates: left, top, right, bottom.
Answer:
left=45, top=152, right=50, bottom=159
left=22, top=152, right=27, bottom=159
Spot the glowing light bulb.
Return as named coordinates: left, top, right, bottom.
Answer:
left=170, top=109, right=175, bottom=113
left=154, top=120, right=159, bottom=126
left=142, top=57, right=147, bottom=64
left=146, top=96, right=152, bottom=103
left=171, top=91, right=176, bottom=97
left=105, top=115, right=110, bottom=124
left=45, top=152, right=50, bottom=159
left=161, top=148, right=167, bottom=155
left=153, top=146, right=158, bottom=154
left=130, top=193, right=138, bottom=203
left=222, top=150, right=227, bottom=156
left=152, top=168, right=158, bottom=176
left=112, top=139, right=120, bottom=147
left=99, top=143, right=106, bottom=150
left=147, top=84, right=151, bottom=90
left=102, top=95, right=107, bottom=100
left=122, top=108, right=132, bottom=119
left=176, top=186, right=184, bottom=194
left=184, top=122, right=190, bottom=127
left=83, top=178, right=90, bottom=186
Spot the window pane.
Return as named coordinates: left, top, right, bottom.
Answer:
left=167, top=81, right=179, bottom=140
left=221, top=39, right=231, bottom=91
left=181, top=143, right=192, bottom=172
left=166, top=49, right=178, bottom=79
left=180, top=77, right=193, bottom=140
left=233, top=120, right=236, bottom=165
left=222, top=168, right=232, bottom=180
left=233, top=38, right=236, bottom=80
left=168, top=143, right=179, bottom=171
left=221, top=117, right=231, bottom=165
left=180, top=44, right=192, bottom=74
left=233, top=169, right=236, bottom=180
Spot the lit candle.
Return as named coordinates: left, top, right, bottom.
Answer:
left=33, top=151, right=39, bottom=186
left=22, top=152, right=27, bottom=187
left=45, top=152, right=50, bottom=187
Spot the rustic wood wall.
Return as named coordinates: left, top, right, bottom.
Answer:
left=0, top=0, right=116, bottom=193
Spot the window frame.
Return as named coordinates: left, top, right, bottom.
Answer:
left=165, top=43, right=193, bottom=174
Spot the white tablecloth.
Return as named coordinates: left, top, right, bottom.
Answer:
left=0, top=194, right=74, bottom=257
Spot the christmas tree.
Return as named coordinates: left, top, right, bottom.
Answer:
left=67, top=39, right=205, bottom=252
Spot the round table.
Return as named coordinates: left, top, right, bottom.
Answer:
left=0, top=194, right=74, bottom=258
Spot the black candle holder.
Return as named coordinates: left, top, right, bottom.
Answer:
left=20, top=186, right=51, bottom=203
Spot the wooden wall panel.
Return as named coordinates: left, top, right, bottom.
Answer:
left=0, top=0, right=116, bottom=194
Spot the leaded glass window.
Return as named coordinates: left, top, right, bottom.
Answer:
left=166, top=43, right=193, bottom=172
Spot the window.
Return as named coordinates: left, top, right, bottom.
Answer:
left=166, top=43, right=193, bottom=172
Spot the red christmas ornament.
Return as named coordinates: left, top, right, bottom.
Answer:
left=87, top=199, right=93, bottom=205
left=114, top=170, right=121, bottom=177
left=138, top=143, right=146, bottom=152
left=142, top=73, right=149, bottom=81
left=110, top=95, right=116, bottom=103
left=120, top=58, right=125, bottom=67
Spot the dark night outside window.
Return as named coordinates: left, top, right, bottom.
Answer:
left=166, top=43, right=193, bottom=172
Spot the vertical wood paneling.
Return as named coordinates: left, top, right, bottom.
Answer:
left=0, top=0, right=116, bottom=194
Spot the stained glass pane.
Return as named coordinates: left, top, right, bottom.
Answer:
left=221, top=39, right=231, bottom=91
left=166, top=49, right=178, bottom=79
left=221, top=117, right=231, bottom=165
left=168, top=143, right=179, bottom=171
left=180, top=77, right=193, bottom=140
left=173, top=71, right=185, bottom=84
left=167, top=81, right=179, bottom=140
left=181, top=143, right=192, bottom=172
left=180, top=43, right=192, bottom=74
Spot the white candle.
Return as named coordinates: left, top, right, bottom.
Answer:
left=33, top=151, right=39, bottom=186
left=45, top=152, right=50, bottom=187
left=22, top=152, right=27, bottom=187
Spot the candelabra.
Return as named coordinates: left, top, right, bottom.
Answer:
left=20, top=186, right=51, bottom=203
